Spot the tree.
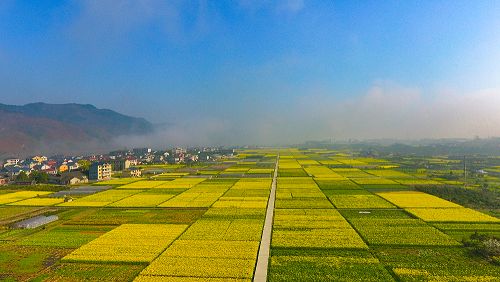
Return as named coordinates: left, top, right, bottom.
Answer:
left=77, top=160, right=91, bottom=172
left=16, top=171, right=29, bottom=182
left=29, top=171, right=49, bottom=184
left=463, top=233, right=500, bottom=265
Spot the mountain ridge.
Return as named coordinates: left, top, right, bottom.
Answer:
left=0, top=102, right=154, bottom=156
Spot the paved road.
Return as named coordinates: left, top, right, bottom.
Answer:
left=253, top=155, right=279, bottom=282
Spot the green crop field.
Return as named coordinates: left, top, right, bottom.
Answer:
left=1, top=148, right=499, bottom=281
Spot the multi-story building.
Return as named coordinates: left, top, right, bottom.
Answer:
left=4, top=158, right=20, bottom=166
left=58, top=164, right=69, bottom=173
left=133, top=148, right=152, bottom=156
left=109, top=159, right=131, bottom=171
left=88, top=162, right=112, bottom=181
left=124, top=167, right=141, bottom=178
left=126, top=157, right=139, bottom=166
left=31, top=156, right=48, bottom=163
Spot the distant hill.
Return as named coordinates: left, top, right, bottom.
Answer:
left=0, top=103, right=154, bottom=156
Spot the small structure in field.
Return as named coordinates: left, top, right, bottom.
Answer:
left=12, top=215, right=58, bottom=229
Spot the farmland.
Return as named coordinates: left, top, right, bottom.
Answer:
left=0, top=148, right=499, bottom=281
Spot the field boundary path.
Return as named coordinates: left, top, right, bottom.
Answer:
left=253, top=155, right=279, bottom=282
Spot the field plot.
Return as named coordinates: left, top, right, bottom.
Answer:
left=158, top=186, right=229, bottom=208
left=374, top=246, right=500, bottom=281
left=212, top=197, right=268, bottom=208
left=365, top=169, right=414, bottom=179
left=0, top=191, right=52, bottom=205
left=359, top=184, right=410, bottom=190
left=162, top=240, right=259, bottom=259
left=269, top=249, right=394, bottom=282
left=406, top=208, right=500, bottom=222
left=138, top=257, right=255, bottom=280
left=350, top=178, right=398, bottom=185
left=314, top=178, right=361, bottom=192
left=138, top=240, right=258, bottom=279
left=304, top=166, right=343, bottom=178
left=332, top=168, right=374, bottom=178
left=117, top=181, right=170, bottom=189
left=0, top=206, right=41, bottom=221
left=58, top=189, right=141, bottom=207
left=276, top=189, right=325, bottom=199
left=0, top=244, right=71, bottom=281
left=328, top=190, right=395, bottom=209
left=34, top=263, right=144, bottom=282
left=277, top=179, right=325, bottom=199
left=155, top=178, right=207, bottom=189
left=19, top=225, right=113, bottom=248
left=276, top=177, right=333, bottom=208
left=335, top=159, right=368, bottom=166
left=153, top=172, right=190, bottom=178
left=8, top=197, right=64, bottom=206
left=197, top=170, right=221, bottom=175
left=94, top=178, right=141, bottom=185
left=376, top=191, right=462, bottom=208
left=434, top=222, right=500, bottom=232
left=318, top=160, right=342, bottom=165
left=138, top=212, right=264, bottom=280
left=432, top=222, right=500, bottom=240
left=297, top=159, right=320, bottom=165
left=394, top=179, right=442, bottom=186
left=278, top=168, right=308, bottom=177
left=275, top=198, right=332, bottom=209
left=181, top=219, right=263, bottom=241
left=203, top=207, right=266, bottom=219
left=63, top=224, right=187, bottom=263
left=224, top=167, right=250, bottom=173
left=246, top=168, right=274, bottom=175
left=108, top=192, right=175, bottom=207
left=272, top=209, right=367, bottom=249
left=341, top=210, right=460, bottom=246
left=67, top=208, right=206, bottom=225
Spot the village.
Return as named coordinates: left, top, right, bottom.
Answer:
left=0, top=147, right=235, bottom=186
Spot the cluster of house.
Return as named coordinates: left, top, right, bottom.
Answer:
left=2, top=156, right=78, bottom=176
left=0, top=156, right=87, bottom=184
left=0, top=155, right=141, bottom=186
left=112, top=147, right=199, bottom=164
left=0, top=147, right=235, bottom=186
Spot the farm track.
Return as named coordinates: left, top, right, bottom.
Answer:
left=253, top=155, right=279, bottom=282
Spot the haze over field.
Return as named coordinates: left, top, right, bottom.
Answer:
left=1, top=1, right=500, bottom=146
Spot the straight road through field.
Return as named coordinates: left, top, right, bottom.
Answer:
left=253, top=155, right=279, bottom=282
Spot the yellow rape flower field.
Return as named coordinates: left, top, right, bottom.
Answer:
left=63, top=224, right=187, bottom=263
left=8, top=197, right=64, bottom=206
left=0, top=191, right=52, bottom=205
left=2, top=149, right=500, bottom=281
left=406, top=208, right=500, bottom=222
left=376, top=191, right=462, bottom=208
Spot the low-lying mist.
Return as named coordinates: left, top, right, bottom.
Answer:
left=113, top=82, right=500, bottom=148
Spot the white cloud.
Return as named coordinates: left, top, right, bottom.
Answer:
left=292, top=82, right=500, bottom=141
left=113, top=117, right=235, bottom=148
left=69, top=0, right=214, bottom=49
left=277, top=0, right=304, bottom=14
left=238, top=0, right=304, bottom=15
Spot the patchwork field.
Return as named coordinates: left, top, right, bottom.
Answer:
left=1, top=149, right=499, bottom=281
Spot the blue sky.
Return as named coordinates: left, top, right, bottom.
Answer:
left=1, top=1, right=500, bottom=145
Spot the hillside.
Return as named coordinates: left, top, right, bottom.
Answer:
left=0, top=103, right=154, bottom=156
